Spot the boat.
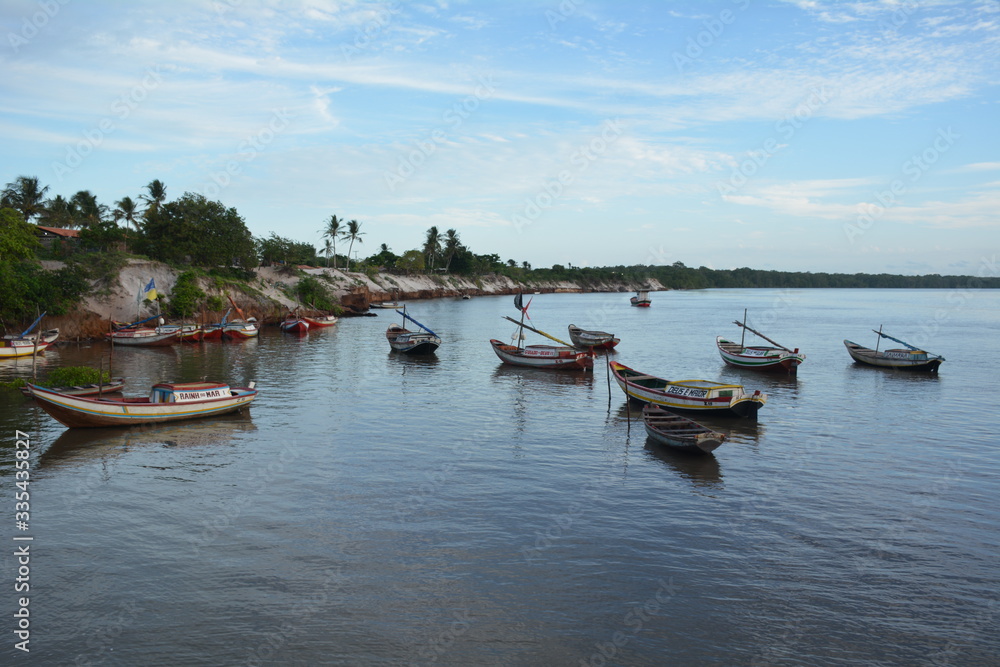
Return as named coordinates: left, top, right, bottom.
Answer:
left=567, top=324, right=620, bottom=350
left=27, top=380, right=259, bottom=429
left=204, top=297, right=259, bottom=340
left=642, top=404, right=726, bottom=454
left=490, top=296, right=593, bottom=370
left=156, top=323, right=203, bottom=343
left=370, top=301, right=401, bottom=309
left=844, top=327, right=944, bottom=372
left=303, top=314, right=338, bottom=328
left=386, top=308, right=441, bottom=354
left=21, top=377, right=126, bottom=397
left=106, top=323, right=180, bottom=347
left=716, top=310, right=804, bottom=374
left=630, top=290, right=651, bottom=307
left=1, top=313, right=58, bottom=358
left=609, top=360, right=767, bottom=418
left=280, top=312, right=310, bottom=335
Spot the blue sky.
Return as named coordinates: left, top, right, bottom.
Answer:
left=2, top=0, right=998, bottom=275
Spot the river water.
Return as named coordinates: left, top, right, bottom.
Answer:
left=1, top=288, right=998, bottom=666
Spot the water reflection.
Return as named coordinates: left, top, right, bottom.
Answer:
left=39, top=413, right=257, bottom=467
left=490, top=365, right=596, bottom=390
left=642, top=439, right=724, bottom=489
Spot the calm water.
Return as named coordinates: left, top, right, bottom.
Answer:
left=2, top=289, right=998, bottom=666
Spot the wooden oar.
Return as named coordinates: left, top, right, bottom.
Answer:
left=502, top=315, right=573, bottom=347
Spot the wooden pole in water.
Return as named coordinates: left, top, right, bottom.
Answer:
left=741, top=308, right=747, bottom=348
left=606, top=356, right=611, bottom=407
left=875, top=324, right=882, bottom=354
left=98, top=357, right=104, bottom=398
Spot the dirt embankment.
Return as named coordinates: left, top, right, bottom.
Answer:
left=35, top=260, right=664, bottom=339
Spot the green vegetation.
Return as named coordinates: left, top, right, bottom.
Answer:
left=0, top=366, right=111, bottom=391
left=168, top=271, right=208, bottom=318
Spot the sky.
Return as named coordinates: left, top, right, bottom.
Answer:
left=1, top=0, right=998, bottom=276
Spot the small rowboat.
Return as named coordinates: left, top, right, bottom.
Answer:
left=21, top=377, right=126, bottom=397
left=845, top=328, right=944, bottom=372
left=370, top=301, right=401, bottom=309
left=387, top=308, right=441, bottom=354
left=27, top=380, right=258, bottom=429
left=630, top=290, right=651, bottom=307
left=610, top=360, right=767, bottom=419
left=718, top=310, right=804, bottom=374
left=303, top=314, right=338, bottom=328
left=568, top=324, right=619, bottom=350
left=642, top=404, right=726, bottom=454
left=280, top=315, right=309, bottom=335
left=106, top=327, right=180, bottom=346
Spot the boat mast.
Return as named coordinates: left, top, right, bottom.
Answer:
left=875, top=324, right=882, bottom=354
left=740, top=309, right=747, bottom=348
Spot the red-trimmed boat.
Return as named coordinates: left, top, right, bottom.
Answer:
left=630, top=290, right=652, bottom=307
left=716, top=311, right=804, bottom=375
left=22, top=377, right=126, bottom=397
left=492, top=300, right=593, bottom=370
left=1, top=313, right=58, bottom=359
left=280, top=313, right=310, bottom=335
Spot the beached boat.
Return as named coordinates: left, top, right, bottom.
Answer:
left=27, top=380, right=259, bottom=429
left=280, top=314, right=310, bottom=335
left=845, top=328, right=944, bottom=372
left=21, top=377, right=126, bottom=397
left=386, top=308, right=441, bottom=354
left=609, top=360, right=767, bottom=418
left=642, top=404, right=726, bottom=454
left=630, top=290, right=651, bottom=307
left=568, top=324, right=620, bottom=350
left=716, top=311, right=804, bottom=374
left=492, top=298, right=593, bottom=370
left=302, top=313, right=338, bottom=328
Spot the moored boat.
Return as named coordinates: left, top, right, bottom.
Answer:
left=568, top=324, right=619, bottom=350
left=845, top=327, right=944, bottom=372
left=107, top=327, right=180, bottom=346
left=630, top=290, right=651, bottom=307
left=280, top=313, right=310, bottom=335
left=27, top=380, right=259, bottom=429
left=1, top=313, right=57, bottom=358
left=642, top=404, right=726, bottom=454
left=717, top=310, right=804, bottom=374
left=370, top=301, right=401, bottom=309
left=302, top=313, right=338, bottom=328
left=609, top=360, right=767, bottom=418
left=386, top=308, right=441, bottom=354
left=490, top=339, right=594, bottom=370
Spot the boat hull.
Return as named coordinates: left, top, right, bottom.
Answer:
left=223, top=322, right=259, bottom=339
left=844, top=340, right=944, bottom=372
left=303, top=315, right=338, bottom=328
left=568, top=325, right=620, bottom=350
left=21, top=378, right=126, bottom=397
left=490, top=339, right=593, bottom=370
left=387, top=326, right=440, bottom=354
left=0, top=340, right=52, bottom=358
left=107, top=329, right=179, bottom=346
left=630, top=298, right=651, bottom=308
left=27, top=384, right=258, bottom=428
left=280, top=319, right=310, bottom=334
left=642, top=405, right=726, bottom=454
left=716, top=337, right=804, bottom=374
left=610, top=361, right=766, bottom=418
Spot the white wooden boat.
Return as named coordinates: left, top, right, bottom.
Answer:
left=610, top=360, right=766, bottom=418
left=490, top=339, right=593, bottom=370
left=630, top=290, right=651, bottom=307
left=107, top=327, right=180, bottom=346
left=717, top=311, right=804, bottom=374
left=642, top=404, right=726, bottom=454
left=1, top=314, right=58, bottom=358
left=303, top=314, right=338, bottom=328
left=27, top=380, right=258, bottom=429
left=845, top=328, right=944, bottom=371
left=568, top=324, right=619, bottom=350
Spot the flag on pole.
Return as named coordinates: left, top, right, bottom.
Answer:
left=514, top=292, right=523, bottom=311
left=143, top=278, right=157, bottom=301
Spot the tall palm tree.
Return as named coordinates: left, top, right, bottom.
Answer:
left=423, top=226, right=441, bottom=271
left=70, top=190, right=106, bottom=228
left=322, top=239, right=333, bottom=267
left=1, top=175, right=50, bottom=222
left=114, top=196, right=140, bottom=232
left=37, top=195, right=74, bottom=228
left=344, top=219, right=364, bottom=270
left=443, top=228, right=461, bottom=272
left=140, top=179, right=167, bottom=220
left=321, top=214, right=344, bottom=270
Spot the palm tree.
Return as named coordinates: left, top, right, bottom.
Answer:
left=443, top=228, right=461, bottom=272
left=70, top=190, right=106, bottom=228
left=321, top=214, right=344, bottom=270
left=37, top=195, right=74, bottom=228
left=114, top=196, right=140, bottom=232
left=423, top=226, right=441, bottom=271
left=1, top=175, right=50, bottom=222
left=344, top=219, right=364, bottom=270
left=322, top=239, right=333, bottom=267
left=522, top=261, right=531, bottom=271
left=140, top=179, right=167, bottom=220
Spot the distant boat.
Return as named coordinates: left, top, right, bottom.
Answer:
left=609, top=360, right=767, bottom=419
left=717, top=310, right=804, bottom=374
left=303, top=305, right=338, bottom=328
left=845, top=327, right=944, bottom=372
left=27, top=380, right=258, bottom=429
left=630, top=290, right=651, bottom=307
left=491, top=294, right=593, bottom=370
left=370, top=301, right=401, bottom=309
left=106, top=317, right=180, bottom=347
left=642, top=404, right=726, bottom=454
left=386, top=307, right=441, bottom=354
left=203, top=297, right=259, bottom=340
left=22, top=377, right=126, bottom=397
left=1, top=313, right=58, bottom=358
left=567, top=324, right=619, bottom=350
